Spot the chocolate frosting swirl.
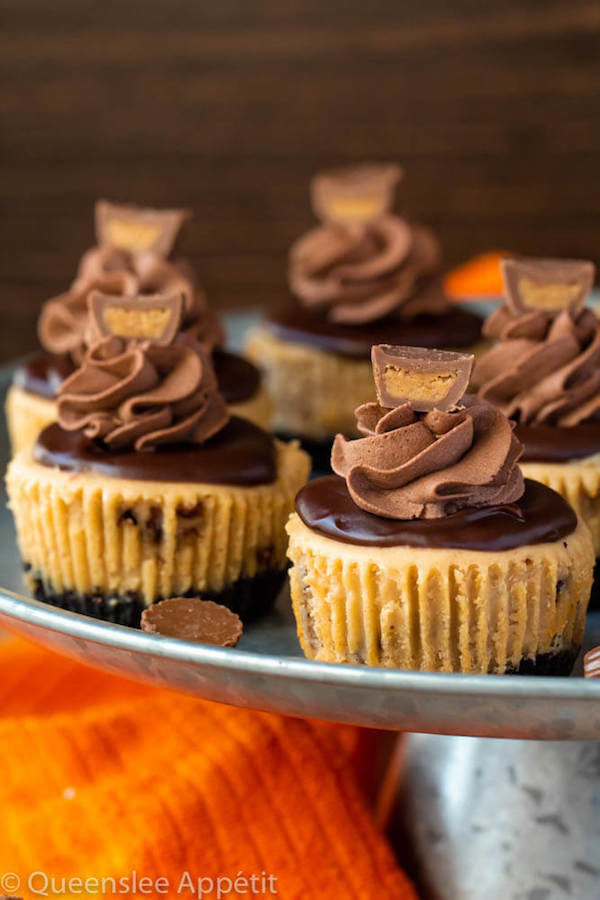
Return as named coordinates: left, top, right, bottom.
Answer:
left=39, top=249, right=224, bottom=364
left=289, top=219, right=445, bottom=325
left=57, top=336, right=229, bottom=452
left=288, top=165, right=446, bottom=324
left=474, top=306, right=600, bottom=426
left=38, top=270, right=137, bottom=365
left=331, top=395, right=524, bottom=519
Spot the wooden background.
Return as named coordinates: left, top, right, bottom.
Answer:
left=2, top=0, right=600, bottom=362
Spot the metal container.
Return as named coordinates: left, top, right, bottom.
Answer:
left=402, top=734, right=600, bottom=899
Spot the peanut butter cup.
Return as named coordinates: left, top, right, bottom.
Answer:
left=286, top=344, right=593, bottom=674
left=6, top=199, right=271, bottom=455
left=584, top=646, right=600, bottom=679
left=7, top=293, right=310, bottom=625
left=141, top=598, right=243, bottom=646
left=245, top=162, right=484, bottom=457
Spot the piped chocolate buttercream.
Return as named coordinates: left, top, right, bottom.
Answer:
left=56, top=293, right=229, bottom=452
left=38, top=270, right=139, bottom=365
left=331, top=343, right=524, bottom=520
left=38, top=292, right=275, bottom=483
left=288, top=163, right=449, bottom=324
left=474, top=256, right=600, bottom=431
left=39, top=248, right=224, bottom=365
left=16, top=348, right=262, bottom=408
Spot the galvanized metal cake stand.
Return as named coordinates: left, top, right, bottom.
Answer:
left=1, top=313, right=599, bottom=899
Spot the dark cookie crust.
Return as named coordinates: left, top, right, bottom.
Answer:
left=505, top=649, right=579, bottom=677
left=29, top=568, right=287, bottom=627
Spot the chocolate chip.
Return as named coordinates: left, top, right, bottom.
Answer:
left=177, top=501, right=204, bottom=519
left=176, top=502, right=204, bottom=539
left=145, top=506, right=163, bottom=543
left=256, top=546, right=276, bottom=569
left=119, top=509, right=138, bottom=526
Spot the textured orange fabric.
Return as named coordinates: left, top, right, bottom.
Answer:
left=0, top=639, right=416, bottom=900
left=444, top=250, right=509, bottom=300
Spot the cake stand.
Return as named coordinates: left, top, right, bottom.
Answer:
left=1, top=314, right=599, bottom=899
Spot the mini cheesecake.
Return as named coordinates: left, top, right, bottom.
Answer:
left=6, top=199, right=271, bottom=453
left=7, top=293, right=309, bottom=625
left=246, top=163, right=483, bottom=462
left=286, top=345, right=593, bottom=674
left=473, top=257, right=600, bottom=601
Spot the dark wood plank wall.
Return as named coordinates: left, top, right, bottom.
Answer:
left=2, top=0, right=600, bottom=361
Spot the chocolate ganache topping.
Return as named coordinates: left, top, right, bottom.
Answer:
left=474, top=257, right=600, bottom=427
left=56, top=293, right=229, bottom=452
left=38, top=200, right=224, bottom=364
left=331, top=345, right=524, bottom=519
left=288, top=164, right=446, bottom=325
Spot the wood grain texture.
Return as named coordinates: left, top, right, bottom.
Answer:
left=2, top=0, right=600, bottom=361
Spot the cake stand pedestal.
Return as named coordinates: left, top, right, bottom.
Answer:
left=397, top=733, right=600, bottom=900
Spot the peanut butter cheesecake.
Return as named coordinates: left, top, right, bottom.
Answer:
left=7, top=293, right=309, bottom=625
left=286, top=344, right=593, bottom=674
left=6, top=200, right=271, bottom=452
left=245, top=164, right=483, bottom=460
left=473, top=257, right=600, bottom=564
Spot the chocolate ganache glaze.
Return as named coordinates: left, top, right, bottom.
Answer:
left=296, top=476, right=576, bottom=550
left=34, top=417, right=275, bottom=485
left=212, top=348, right=261, bottom=404
left=473, top=256, right=600, bottom=461
left=289, top=164, right=447, bottom=324
left=516, top=423, right=600, bottom=462
left=16, top=347, right=261, bottom=408
left=14, top=353, right=75, bottom=400
left=267, top=305, right=482, bottom=358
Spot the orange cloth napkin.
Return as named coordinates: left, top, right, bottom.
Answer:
left=0, top=638, right=416, bottom=899
left=445, top=250, right=508, bottom=300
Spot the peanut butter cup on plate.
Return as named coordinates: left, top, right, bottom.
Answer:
left=6, top=293, right=309, bottom=625
left=6, top=200, right=271, bottom=453
left=245, top=164, right=484, bottom=464
left=286, top=344, right=593, bottom=674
